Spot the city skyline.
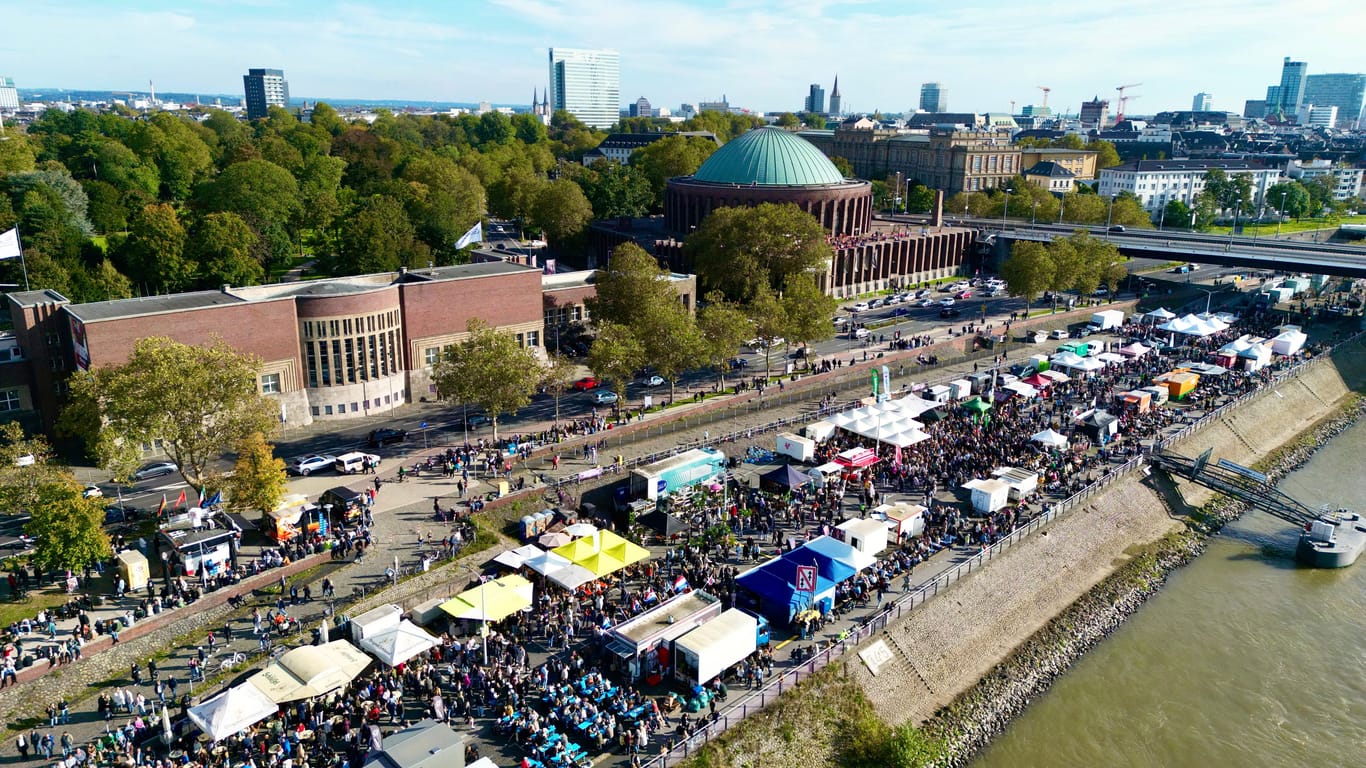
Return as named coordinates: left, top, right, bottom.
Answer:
left=4, top=0, right=1366, bottom=115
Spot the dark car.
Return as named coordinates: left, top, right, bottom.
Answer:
left=939, top=307, right=962, bottom=318
left=461, top=414, right=491, bottom=430
left=367, top=428, right=408, bottom=447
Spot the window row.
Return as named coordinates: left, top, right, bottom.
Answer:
left=304, top=330, right=401, bottom=388
left=301, top=310, right=401, bottom=340
left=309, top=391, right=405, bottom=417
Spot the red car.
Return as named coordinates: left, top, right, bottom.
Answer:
left=956, top=290, right=973, bottom=299
left=572, top=376, right=599, bottom=391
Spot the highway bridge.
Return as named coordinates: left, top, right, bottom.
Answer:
left=984, top=222, right=1366, bottom=278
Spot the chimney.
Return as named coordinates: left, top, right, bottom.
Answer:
left=399, top=267, right=408, bottom=276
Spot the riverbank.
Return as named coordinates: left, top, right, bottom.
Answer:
left=921, top=391, right=1366, bottom=766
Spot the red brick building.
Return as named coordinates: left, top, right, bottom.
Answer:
left=4, top=262, right=554, bottom=432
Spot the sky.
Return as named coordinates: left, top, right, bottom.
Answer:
left=5, top=0, right=1366, bottom=115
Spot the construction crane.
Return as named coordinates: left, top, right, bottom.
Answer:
left=1115, top=83, right=1142, bottom=122
left=1037, top=86, right=1051, bottom=109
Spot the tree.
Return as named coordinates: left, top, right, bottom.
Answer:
left=25, top=479, right=111, bottom=574
left=906, top=185, right=936, bottom=214
left=800, top=112, right=826, bottom=129
left=1266, top=181, right=1311, bottom=219
left=1090, top=139, right=1122, bottom=169
left=190, top=211, right=263, bottom=287
left=399, top=153, right=486, bottom=256
left=540, top=353, right=577, bottom=425
left=747, top=286, right=787, bottom=375
left=696, top=293, right=752, bottom=390
left=586, top=322, right=645, bottom=407
left=1161, top=199, right=1193, bottom=229
left=774, top=112, right=800, bottom=128
left=1043, top=237, right=1082, bottom=309
left=566, top=160, right=653, bottom=219
left=530, top=178, right=594, bottom=248
left=119, top=203, right=194, bottom=292
left=685, top=203, right=832, bottom=303
left=780, top=273, right=836, bottom=355
left=431, top=320, right=543, bottom=441
left=0, top=124, right=37, bottom=174
left=1000, top=240, right=1054, bottom=312
left=225, top=432, right=287, bottom=514
left=60, top=337, right=278, bottom=486
left=828, top=155, right=854, bottom=177
left=335, top=195, right=427, bottom=275
left=0, top=422, right=70, bottom=516
left=629, top=135, right=717, bottom=210
left=198, top=158, right=301, bottom=229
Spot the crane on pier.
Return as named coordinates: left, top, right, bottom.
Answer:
left=1115, top=83, right=1142, bottom=122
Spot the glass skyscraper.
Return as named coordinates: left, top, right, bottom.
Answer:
left=548, top=48, right=620, bottom=130
left=1277, top=57, right=1308, bottom=112
left=1305, top=73, right=1366, bottom=128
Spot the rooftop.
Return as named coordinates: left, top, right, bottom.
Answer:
left=611, top=590, right=721, bottom=644
left=1105, top=159, right=1273, bottom=173
left=691, top=126, right=848, bottom=186
left=1024, top=161, right=1075, bottom=178
left=63, top=262, right=537, bottom=324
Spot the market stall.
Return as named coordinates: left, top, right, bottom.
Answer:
left=349, top=604, right=403, bottom=645
left=875, top=503, right=926, bottom=543
left=603, top=590, right=723, bottom=683
left=962, top=478, right=1010, bottom=513
left=672, top=609, right=759, bottom=687
left=187, top=684, right=279, bottom=741
left=248, top=641, right=371, bottom=704
left=834, top=517, right=888, bottom=557
left=990, top=467, right=1039, bottom=501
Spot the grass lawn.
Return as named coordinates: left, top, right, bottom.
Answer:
left=0, top=588, right=72, bottom=628
left=1205, top=214, right=1366, bottom=237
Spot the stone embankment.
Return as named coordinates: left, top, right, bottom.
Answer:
left=918, top=375, right=1366, bottom=765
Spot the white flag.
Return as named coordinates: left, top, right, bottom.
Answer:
left=0, top=228, right=20, bottom=260
left=455, top=221, right=482, bottom=249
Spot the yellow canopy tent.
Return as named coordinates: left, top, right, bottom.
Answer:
left=597, top=530, right=650, bottom=567
left=552, top=535, right=601, bottom=563
left=575, top=550, right=627, bottom=578
left=439, top=574, right=534, bottom=622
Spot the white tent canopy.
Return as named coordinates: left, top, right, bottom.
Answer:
left=1030, top=428, right=1070, bottom=448
left=827, top=397, right=934, bottom=445
left=1158, top=313, right=1229, bottom=337
left=248, top=641, right=372, bottom=704
left=360, top=620, right=440, bottom=667
left=546, top=563, right=598, bottom=591
left=1145, top=307, right=1176, bottom=320
left=188, top=684, right=278, bottom=741
left=492, top=544, right=545, bottom=570
left=522, top=550, right=572, bottom=576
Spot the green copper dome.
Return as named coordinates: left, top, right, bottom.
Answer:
left=692, top=127, right=847, bottom=186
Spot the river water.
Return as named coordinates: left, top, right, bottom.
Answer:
left=973, top=419, right=1366, bottom=768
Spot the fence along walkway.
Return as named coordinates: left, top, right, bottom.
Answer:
left=640, top=332, right=1363, bottom=767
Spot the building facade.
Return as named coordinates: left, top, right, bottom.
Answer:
left=0, top=76, right=18, bottom=110
left=1080, top=97, right=1109, bottom=129
left=1192, top=92, right=1212, bottom=111
left=3, top=263, right=568, bottom=432
left=1286, top=160, right=1363, bottom=201
left=1277, top=57, right=1309, bottom=113
left=919, top=83, right=947, bottom=113
left=1097, top=160, right=1283, bottom=213
left=629, top=97, right=652, bottom=118
left=1023, top=162, right=1076, bottom=194
left=580, top=131, right=719, bottom=166
left=804, top=84, right=825, bottom=115
left=798, top=127, right=1025, bottom=196
left=549, top=48, right=620, bottom=129
left=243, top=68, right=289, bottom=120
left=1304, top=73, right=1366, bottom=129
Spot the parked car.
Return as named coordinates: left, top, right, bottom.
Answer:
left=367, top=427, right=408, bottom=447
left=288, top=454, right=336, bottom=476
left=917, top=298, right=936, bottom=308
left=593, top=390, right=619, bottom=405
left=131, top=461, right=178, bottom=482
left=833, top=316, right=850, bottom=327
left=461, top=414, right=491, bottom=430
left=850, top=302, right=871, bottom=313
left=638, top=374, right=665, bottom=387
left=939, top=307, right=962, bottom=318
left=851, top=327, right=870, bottom=339
left=82, top=485, right=103, bottom=499
left=1049, top=329, right=1070, bottom=340
left=956, top=290, right=973, bottom=299
left=939, top=297, right=956, bottom=307
left=104, top=505, right=141, bottom=525
left=334, top=452, right=381, bottom=474
left=571, top=376, right=600, bottom=391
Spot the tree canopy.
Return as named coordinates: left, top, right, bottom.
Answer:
left=684, top=203, right=833, bottom=303
left=60, top=337, right=278, bottom=486
left=430, top=320, right=543, bottom=440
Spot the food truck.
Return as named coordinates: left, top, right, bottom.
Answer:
left=630, top=448, right=726, bottom=501
left=265, top=494, right=325, bottom=542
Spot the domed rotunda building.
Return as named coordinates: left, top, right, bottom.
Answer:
left=664, top=127, right=873, bottom=236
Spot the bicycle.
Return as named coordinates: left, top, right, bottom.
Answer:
left=219, top=652, right=247, bottom=673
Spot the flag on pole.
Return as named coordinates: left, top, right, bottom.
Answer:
left=672, top=575, right=689, bottom=593
left=455, top=221, right=483, bottom=249
left=156, top=494, right=167, bottom=519
left=175, top=489, right=186, bottom=509
left=204, top=490, right=222, bottom=508
left=0, top=228, right=20, bottom=260
left=197, top=486, right=206, bottom=506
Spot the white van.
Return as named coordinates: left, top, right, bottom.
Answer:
left=334, top=452, right=381, bottom=474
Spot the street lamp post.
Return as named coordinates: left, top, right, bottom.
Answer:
left=1031, top=199, right=1039, bottom=226
left=322, top=503, right=334, bottom=535
left=1227, top=203, right=1241, bottom=250
left=1277, top=190, right=1288, bottom=239
left=1001, top=187, right=1012, bottom=232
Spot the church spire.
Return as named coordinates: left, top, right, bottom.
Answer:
left=831, top=74, right=840, bottom=97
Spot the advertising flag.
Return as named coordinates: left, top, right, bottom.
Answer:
left=455, top=221, right=483, bottom=249
left=0, top=228, right=19, bottom=260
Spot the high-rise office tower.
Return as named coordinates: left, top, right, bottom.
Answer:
left=1304, top=73, right=1366, bottom=128
left=1080, top=97, right=1109, bottom=128
left=805, top=83, right=826, bottom=115
left=243, top=68, right=289, bottom=120
left=827, top=75, right=841, bottom=117
left=1192, top=92, right=1212, bottom=111
left=1277, top=57, right=1308, bottom=112
left=0, top=76, right=18, bottom=110
left=548, top=48, right=620, bottom=129
left=920, top=82, right=947, bottom=113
